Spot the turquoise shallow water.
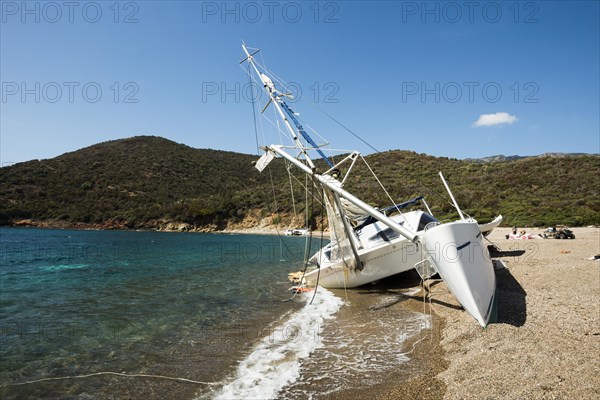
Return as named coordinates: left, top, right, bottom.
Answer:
left=0, top=227, right=323, bottom=399
left=0, top=228, right=433, bottom=399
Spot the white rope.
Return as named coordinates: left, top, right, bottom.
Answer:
left=401, top=327, right=431, bottom=357
left=1, top=371, right=218, bottom=388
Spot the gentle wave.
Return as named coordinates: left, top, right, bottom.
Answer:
left=280, top=292, right=432, bottom=398
left=39, top=264, right=90, bottom=272
left=210, top=289, right=344, bottom=400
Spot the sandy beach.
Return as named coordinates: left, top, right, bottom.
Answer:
left=319, top=227, right=599, bottom=400
left=425, top=227, right=600, bottom=399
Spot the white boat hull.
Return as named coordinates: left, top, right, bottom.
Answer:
left=423, top=220, right=496, bottom=327
left=303, top=238, right=421, bottom=288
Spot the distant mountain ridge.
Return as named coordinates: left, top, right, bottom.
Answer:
left=464, top=153, right=595, bottom=163
left=1, top=136, right=599, bottom=229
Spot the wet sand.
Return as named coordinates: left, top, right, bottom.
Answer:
left=319, top=283, right=448, bottom=400
left=278, top=270, right=446, bottom=400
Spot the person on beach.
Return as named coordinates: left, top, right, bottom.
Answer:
left=512, top=226, right=517, bottom=235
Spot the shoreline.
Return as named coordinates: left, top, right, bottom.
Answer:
left=6, top=219, right=596, bottom=240
left=4, top=219, right=331, bottom=237
left=319, top=289, right=449, bottom=400
left=1, top=220, right=329, bottom=238
left=318, top=226, right=599, bottom=399
left=278, top=272, right=449, bottom=399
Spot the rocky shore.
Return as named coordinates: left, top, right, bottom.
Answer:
left=7, top=208, right=323, bottom=235
left=8, top=217, right=284, bottom=234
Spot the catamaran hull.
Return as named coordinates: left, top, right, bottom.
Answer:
left=423, top=221, right=496, bottom=327
left=303, top=239, right=422, bottom=288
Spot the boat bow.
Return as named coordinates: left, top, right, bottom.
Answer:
left=423, top=220, right=496, bottom=327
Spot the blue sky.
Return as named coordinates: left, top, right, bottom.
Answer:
left=1, top=0, right=599, bottom=164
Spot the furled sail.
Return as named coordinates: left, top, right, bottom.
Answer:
left=340, top=197, right=371, bottom=226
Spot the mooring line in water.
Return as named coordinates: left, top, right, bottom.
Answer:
left=0, top=372, right=218, bottom=388
left=402, top=329, right=431, bottom=358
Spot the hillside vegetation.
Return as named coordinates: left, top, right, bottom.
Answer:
left=1, top=136, right=598, bottom=230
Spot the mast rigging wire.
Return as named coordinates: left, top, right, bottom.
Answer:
left=311, top=103, right=467, bottom=211
left=248, top=63, right=261, bottom=155
left=245, top=51, right=462, bottom=211
left=244, top=46, right=464, bottom=211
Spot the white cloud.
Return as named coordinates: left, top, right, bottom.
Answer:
left=472, top=112, right=518, bottom=127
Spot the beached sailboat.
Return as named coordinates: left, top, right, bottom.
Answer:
left=241, top=44, right=496, bottom=327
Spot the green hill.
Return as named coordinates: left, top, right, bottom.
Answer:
left=1, top=136, right=598, bottom=230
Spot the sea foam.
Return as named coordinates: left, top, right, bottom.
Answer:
left=41, top=264, right=89, bottom=272
left=210, top=288, right=343, bottom=400
left=280, top=292, right=432, bottom=398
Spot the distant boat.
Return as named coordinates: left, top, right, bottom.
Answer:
left=284, top=228, right=310, bottom=236
left=241, top=44, right=496, bottom=327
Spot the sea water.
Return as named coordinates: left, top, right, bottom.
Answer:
left=0, top=228, right=431, bottom=399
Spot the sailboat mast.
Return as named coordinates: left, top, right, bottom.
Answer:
left=242, top=44, right=317, bottom=170
left=243, top=44, right=417, bottom=242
